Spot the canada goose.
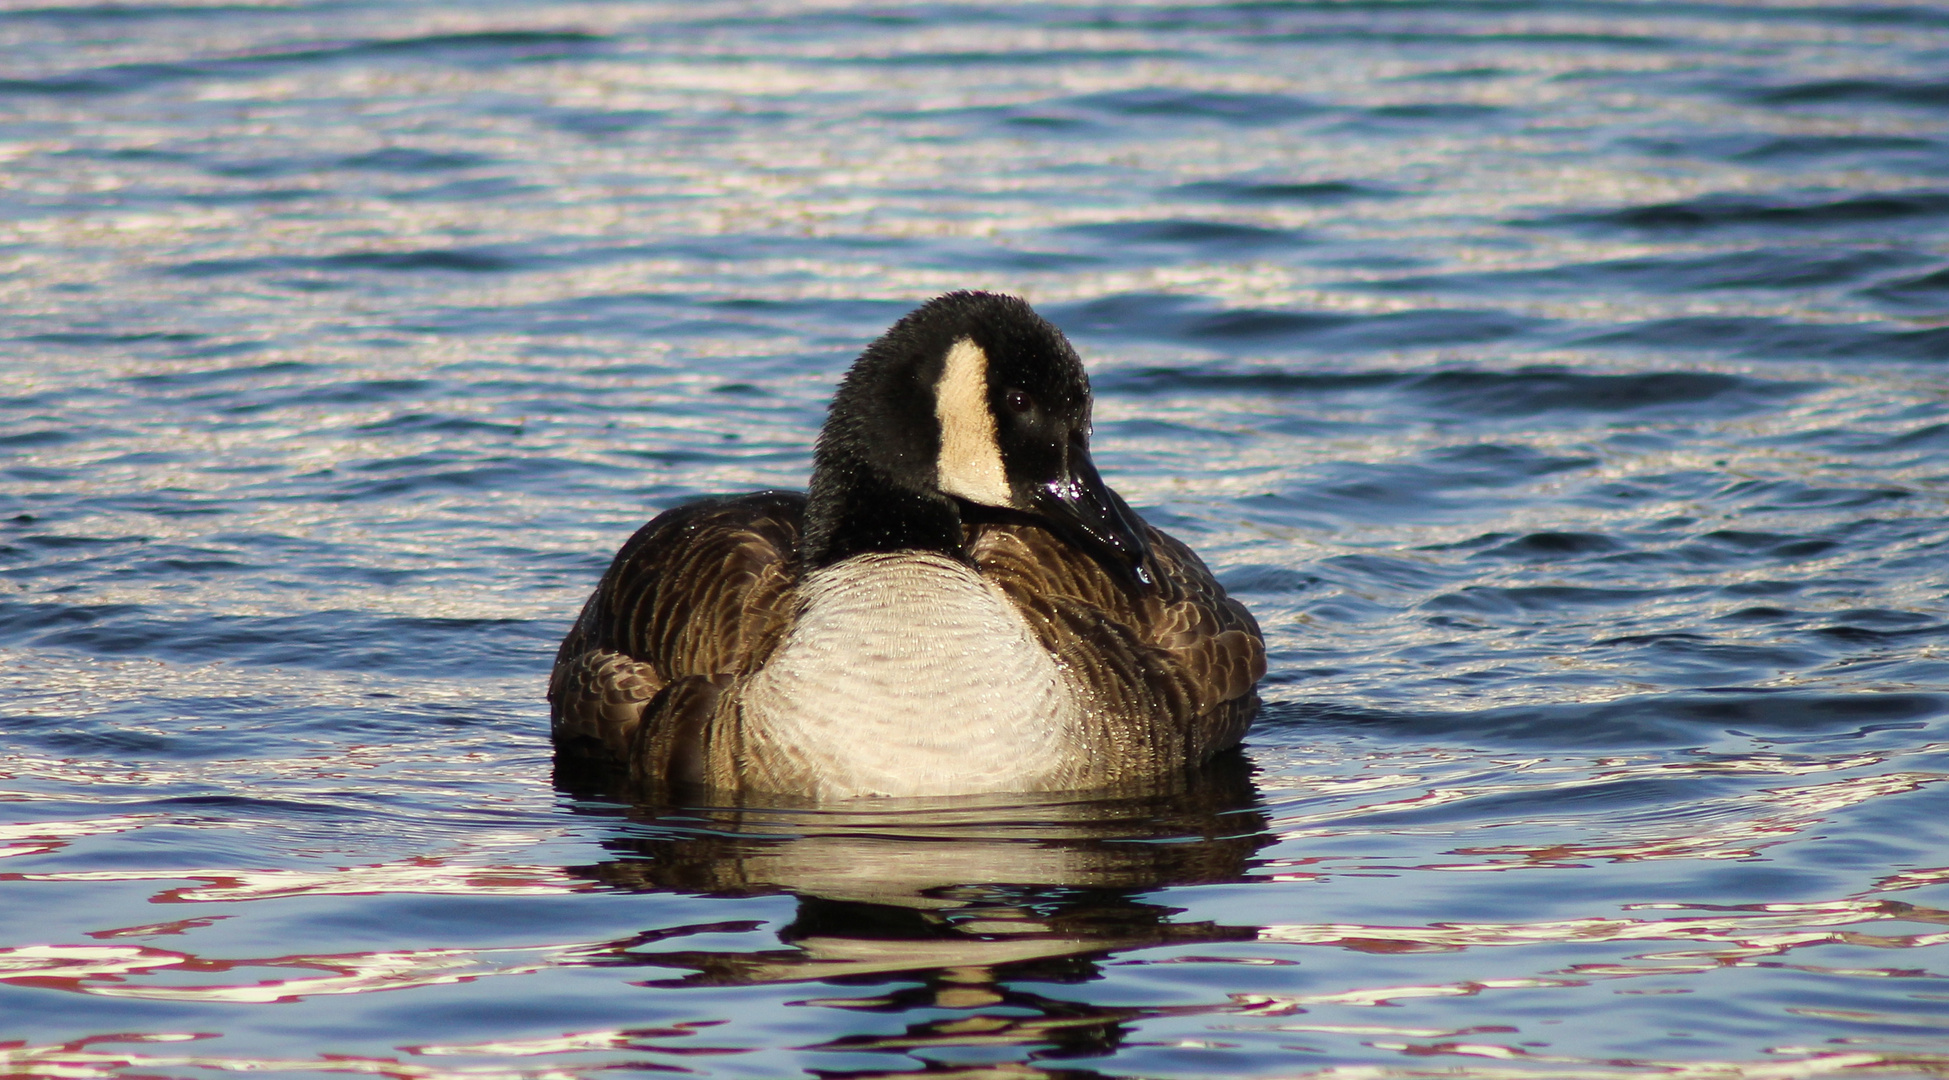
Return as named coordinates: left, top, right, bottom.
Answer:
left=550, top=291, right=1264, bottom=800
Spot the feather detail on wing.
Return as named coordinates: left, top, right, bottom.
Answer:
left=549, top=492, right=804, bottom=766
left=967, top=518, right=1266, bottom=772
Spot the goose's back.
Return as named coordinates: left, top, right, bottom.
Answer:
left=549, top=494, right=1265, bottom=795
left=969, top=521, right=1266, bottom=770
left=549, top=491, right=804, bottom=762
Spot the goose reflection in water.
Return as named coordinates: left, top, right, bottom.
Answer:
left=554, top=755, right=1271, bottom=1068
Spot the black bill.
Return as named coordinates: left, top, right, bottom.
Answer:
left=1029, top=442, right=1156, bottom=590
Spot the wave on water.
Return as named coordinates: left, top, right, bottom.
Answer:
left=2, top=2, right=1948, bottom=1077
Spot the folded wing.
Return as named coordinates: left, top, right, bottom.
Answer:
left=549, top=491, right=804, bottom=764
left=969, top=520, right=1266, bottom=779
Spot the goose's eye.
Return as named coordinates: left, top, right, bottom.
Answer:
left=1004, top=389, right=1032, bottom=413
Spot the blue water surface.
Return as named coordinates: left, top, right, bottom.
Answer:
left=3, top=2, right=1949, bottom=1077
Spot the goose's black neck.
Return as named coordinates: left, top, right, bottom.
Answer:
left=801, top=456, right=967, bottom=570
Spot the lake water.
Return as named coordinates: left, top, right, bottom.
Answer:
left=3, top=2, right=1949, bottom=1076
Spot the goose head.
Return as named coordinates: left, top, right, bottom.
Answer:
left=803, top=291, right=1154, bottom=588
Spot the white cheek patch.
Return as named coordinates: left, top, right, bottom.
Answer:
left=934, top=338, right=1014, bottom=507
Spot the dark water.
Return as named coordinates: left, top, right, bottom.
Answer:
left=4, top=2, right=1949, bottom=1076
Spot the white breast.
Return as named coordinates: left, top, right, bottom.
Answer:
left=737, top=552, right=1087, bottom=799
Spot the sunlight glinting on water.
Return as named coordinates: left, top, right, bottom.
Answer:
left=4, top=0, right=1949, bottom=1076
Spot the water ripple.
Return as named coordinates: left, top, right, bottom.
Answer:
left=2, top=1, right=1947, bottom=1076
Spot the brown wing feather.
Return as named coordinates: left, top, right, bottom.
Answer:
left=967, top=518, right=1266, bottom=779
left=549, top=492, right=804, bottom=767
